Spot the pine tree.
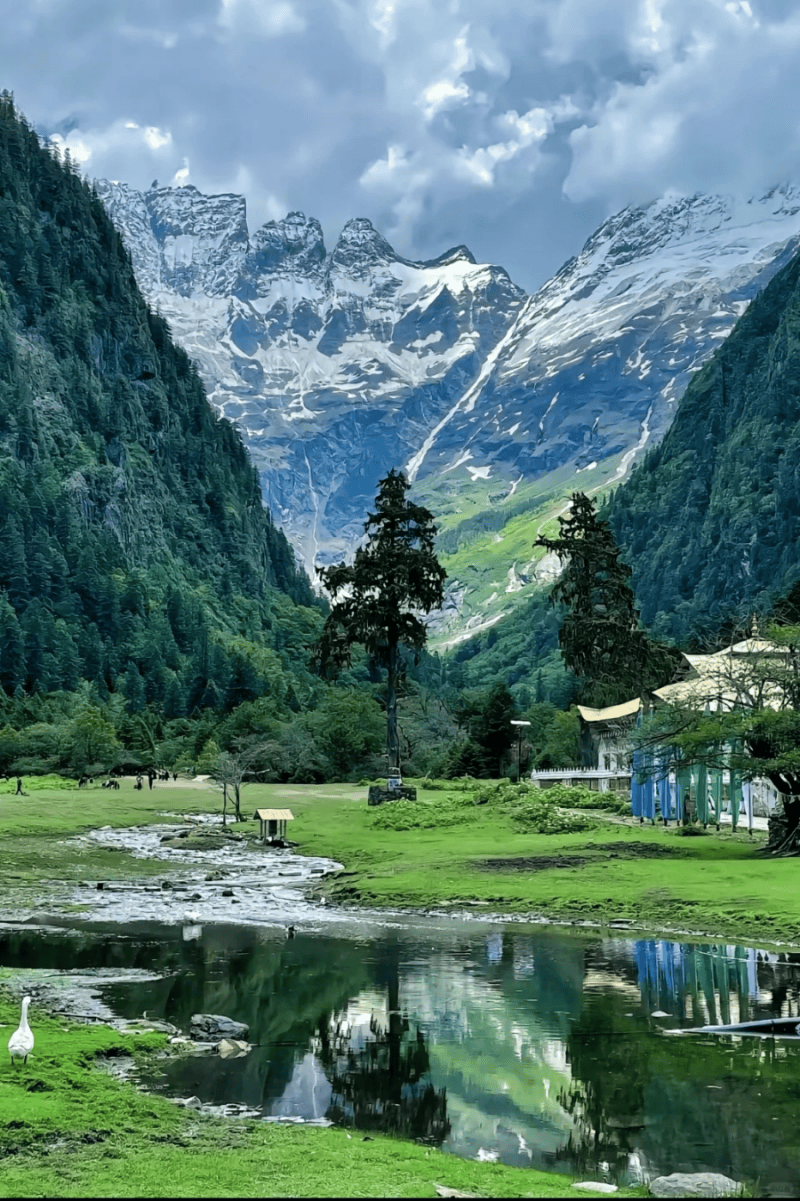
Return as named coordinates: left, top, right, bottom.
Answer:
left=535, top=492, right=677, bottom=705
left=0, top=594, right=25, bottom=694
left=315, top=469, right=446, bottom=772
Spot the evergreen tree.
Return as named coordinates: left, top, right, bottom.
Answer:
left=470, top=682, right=516, bottom=775
left=0, top=594, right=25, bottom=694
left=535, top=492, right=678, bottom=705
left=315, top=469, right=446, bottom=772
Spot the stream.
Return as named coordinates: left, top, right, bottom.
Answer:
left=3, top=818, right=800, bottom=1195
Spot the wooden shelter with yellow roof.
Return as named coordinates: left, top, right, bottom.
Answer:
left=253, top=808, right=294, bottom=845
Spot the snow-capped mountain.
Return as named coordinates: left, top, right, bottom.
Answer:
left=96, top=180, right=525, bottom=574
left=409, top=188, right=800, bottom=490
left=97, top=179, right=800, bottom=621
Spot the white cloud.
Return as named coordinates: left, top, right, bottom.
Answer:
left=6, top=0, right=800, bottom=292
left=563, top=1, right=800, bottom=209
left=217, top=0, right=307, bottom=37
left=144, top=126, right=172, bottom=150
left=48, top=133, right=93, bottom=165
left=47, top=120, right=177, bottom=173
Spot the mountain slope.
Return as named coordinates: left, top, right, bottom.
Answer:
left=0, top=95, right=317, bottom=712
left=97, top=179, right=800, bottom=644
left=95, top=181, right=526, bottom=573
left=607, top=242, right=800, bottom=643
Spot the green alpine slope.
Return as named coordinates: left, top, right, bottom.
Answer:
left=607, top=242, right=800, bottom=643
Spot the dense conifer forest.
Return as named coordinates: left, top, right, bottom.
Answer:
left=607, top=243, right=800, bottom=644
left=0, top=94, right=331, bottom=776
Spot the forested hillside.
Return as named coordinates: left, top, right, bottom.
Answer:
left=453, top=240, right=800, bottom=696
left=607, top=243, right=800, bottom=644
left=0, top=94, right=326, bottom=773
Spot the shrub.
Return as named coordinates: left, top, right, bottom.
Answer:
left=371, top=793, right=475, bottom=831
left=416, top=776, right=477, bottom=792
left=471, top=780, right=595, bottom=834
left=511, top=795, right=594, bottom=835
left=536, top=782, right=629, bottom=815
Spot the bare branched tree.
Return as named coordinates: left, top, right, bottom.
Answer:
left=209, top=738, right=269, bottom=824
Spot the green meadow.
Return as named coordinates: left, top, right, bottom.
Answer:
left=412, top=452, right=628, bottom=649
left=0, top=774, right=785, bottom=1195
left=2, top=774, right=794, bottom=949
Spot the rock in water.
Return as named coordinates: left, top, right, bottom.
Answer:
left=218, top=1038, right=251, bottom=1058
left=649, top=1174, right=743, bottom=1198
left=189, top=1014, right=249, bottom=1041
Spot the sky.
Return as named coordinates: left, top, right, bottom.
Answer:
left=3, top=0, right=800, bottom=292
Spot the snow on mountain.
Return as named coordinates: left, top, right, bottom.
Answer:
left=96, top=180, right=525, bottom=574
left=406, top=187, right=800, bottom=489
left=96, top=179, right=800, bottom=613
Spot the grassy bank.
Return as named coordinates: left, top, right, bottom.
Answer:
left=285, top=781, right=797, bottom=949
left=1, top=989, right=630, bottom=1199
left=1, top=775, right=797, bottom=948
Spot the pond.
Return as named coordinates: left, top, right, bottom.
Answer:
left=2, top=918, right=799, bottom=1196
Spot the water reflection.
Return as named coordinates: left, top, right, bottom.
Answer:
left=2, top=921, right=800, bottom=1195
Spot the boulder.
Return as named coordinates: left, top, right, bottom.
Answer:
left=218, top=1038, right=251, bottom=1058
left=189, top=1013, right=249, bottom=1041
left=649, top=1174, right=743, bottom=1198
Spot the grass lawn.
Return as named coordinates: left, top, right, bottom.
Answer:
left=282, top=782, right=798, bottom=949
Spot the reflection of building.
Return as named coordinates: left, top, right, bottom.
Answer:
left=602, top=936, right=793, bottom=1027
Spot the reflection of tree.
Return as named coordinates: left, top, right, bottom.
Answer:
left=314, top=960, right=450, bottom=1144
left=556, top=992, right=650, bottom=1177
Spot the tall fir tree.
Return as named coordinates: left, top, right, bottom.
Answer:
left=535, top=492, right=678, bottom=705
left=315, top=469, right=446, bottom=772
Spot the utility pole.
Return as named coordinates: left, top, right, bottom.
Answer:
left=511, top=720, right=531, bottom=781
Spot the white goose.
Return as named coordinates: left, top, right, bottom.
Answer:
left=8, top=995, right=34, bottom=1066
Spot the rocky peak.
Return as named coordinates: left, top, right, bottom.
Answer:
left=98, top=182, right=250, bottom=298
left=421, top=245, right=477, bottom=268
left=329, top=217, right=400, bottom=277
left=249, top=211, right=326, bottom=273
left=145, top=184, right=247, bottom=241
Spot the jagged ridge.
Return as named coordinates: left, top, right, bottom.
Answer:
left=97, top=179, right=800, bottom=639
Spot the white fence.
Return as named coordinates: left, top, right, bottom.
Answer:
left=529, top=767, right=630, bottom=793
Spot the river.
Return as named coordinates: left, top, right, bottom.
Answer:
left=2, top=912, right=799, bottom=1196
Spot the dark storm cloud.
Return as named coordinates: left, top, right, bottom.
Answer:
left=2, top=0, right=798, bottom=291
